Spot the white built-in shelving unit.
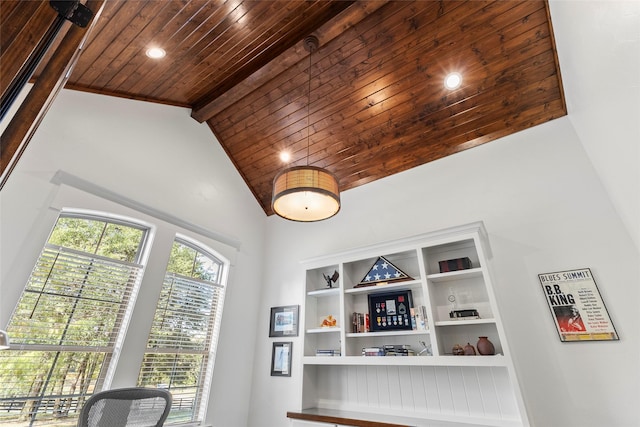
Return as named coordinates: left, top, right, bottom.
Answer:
left=296, top=222, right=529, bottom=427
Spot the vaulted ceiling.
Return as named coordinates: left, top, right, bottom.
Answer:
left=1, top=0, right=566, bottom=216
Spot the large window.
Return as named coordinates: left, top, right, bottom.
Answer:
left=137, top=238, right=227, bottom=425
left=0, top=213, right=149, bottom=426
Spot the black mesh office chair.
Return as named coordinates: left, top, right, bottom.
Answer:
left=77, top=387, right=172, bottom=427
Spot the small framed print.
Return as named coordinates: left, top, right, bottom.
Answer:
left=269, top=305, right=299, bottom=337
left=271, top=342, right=292, bottom=377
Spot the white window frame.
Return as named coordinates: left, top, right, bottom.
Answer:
left=138, top=234, right=230, bottom=425
left=0, top=210, right=153, bottom=425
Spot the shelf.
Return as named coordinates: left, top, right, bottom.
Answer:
left=427, top=267, right=483, bottom=283
left=300, top=223, right=528, bottom=426
left=306, top=327, right=341, bottom=334
left=288, top=407, right=524, bottom=427
left=435, top=318, right=496, bottom=327
left=302, top=354, right=508, bottom=367
left=344, top=279, right=422, bottom=295
left=345, top=329, right=429, bottom=338
left=307, top=287, right=340, bottom=297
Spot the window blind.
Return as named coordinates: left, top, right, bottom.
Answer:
left=0, top=244, right=143, bottom=425
left=138, top=272, right=225, bottom=425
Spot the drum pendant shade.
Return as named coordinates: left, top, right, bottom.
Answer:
left=272, top=166, right=340, bottom=222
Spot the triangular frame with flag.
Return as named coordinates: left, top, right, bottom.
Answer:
left=356, top=256, right=413, bottom=287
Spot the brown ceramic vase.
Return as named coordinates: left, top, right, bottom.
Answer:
left=476, top=336, right=495, bottom=355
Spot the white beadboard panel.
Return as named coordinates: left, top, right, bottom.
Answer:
left=399, top=367, right=416, bottom=411
left=423, top=366, right=441, bottom=413
left=356, top=365, right=368, bottom=406
left=376, top=365, right=391, bottom=410
left=461, top=366, right=484, bottom=418
left=309, top=365, right=523, bottom=423
left=435, top=366, right=456, bottom=415
left=387, top=365, right=403, bottom=409
left=410, top=366, right=428, bottom=411
left=366, top=366, right=380, bottom=408
left=346, top=365, right=358, bottom=403
left=449, top=367, right=470, bottom=415
left=476, top=367, right=501, bottom=419
left=492, top=367, right=519, bottom=418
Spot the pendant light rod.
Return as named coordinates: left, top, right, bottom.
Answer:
left=303, top=35, right=318, bottom=167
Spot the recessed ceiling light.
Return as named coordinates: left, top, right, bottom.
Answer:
left=146, top=47, right=166, bottom=59
left=444, top=72, right=462, bottom=90
left=279, top=151, right=291, bottom=162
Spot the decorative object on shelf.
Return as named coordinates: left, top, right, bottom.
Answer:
left=449, top=308, right=480, bottom=319
left=463, top=343, right=477, bottom=355
left=438, top=257, right=472, bottom=273
left=271, top=342, right=293, bottom=376
left=269, top=305, right=299, bottom=337
left=538, top=268, right=619, bottom=342
left=271, top=35, right=340, bottom=222
left=476, top=337, right=495, bottom=355
left=323, top=270, right=339, bottom=288
left=452, top=344, right=464, bottom=355
left=355, top=256, right=413, bottom=287
left=448, top=293, right=456, bottom=308
left=368, top=290, right=413, bottom=332
left=320, top=315, right=337, bottom=328
left=417, top=340, right=432, bottom=356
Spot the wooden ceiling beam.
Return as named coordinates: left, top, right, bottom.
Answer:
left=191, top=1, right=386, bottom=123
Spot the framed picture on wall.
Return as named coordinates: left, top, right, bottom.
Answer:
left=270, top=342, right=292, bottom=377
left=538, top=268, right=619, bottom=342
left=269, top=305, right=299, bottom=337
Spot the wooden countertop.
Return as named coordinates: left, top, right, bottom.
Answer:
left=287, top=409, right=416, bottom=427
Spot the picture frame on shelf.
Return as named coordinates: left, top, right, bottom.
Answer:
left=368, top=290, right=413, bottom=332
left=269, top=305, right=299, bottom=337
left=271, top=342, right=292, bottom=377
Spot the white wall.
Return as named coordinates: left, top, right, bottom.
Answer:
left=549, top=0, right=640, bottom=250
left=0, top=89, right=267, bottom=427
left=253, top=117, right=639, bottom=427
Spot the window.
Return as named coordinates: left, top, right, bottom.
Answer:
left=137, top=238, right=227, bottom=425
left=0, top=213, right=149, bottom=426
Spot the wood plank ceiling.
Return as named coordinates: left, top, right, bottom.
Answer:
left=1, top=0, right=566, bottom=216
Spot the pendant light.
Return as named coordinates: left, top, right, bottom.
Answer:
left=272, top=35, right=340, bottom=222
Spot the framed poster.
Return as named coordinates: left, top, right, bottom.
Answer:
left=269, top=305, right=299, bottom=337
left=538, top=268, right=618, bottom=342
left=271, top=342, right=292, bottom=377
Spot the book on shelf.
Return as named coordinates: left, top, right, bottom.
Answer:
left=351, top=312, right=370, bottom=333
left=362, top=346, right=385, bottom=356
left=411, top=305, right=428, bottom=331
left=316, top=349, right=341, bottom=356
left=362, top=344, right=415, bottom=356
left=383, top=344, right=415, bottom=356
